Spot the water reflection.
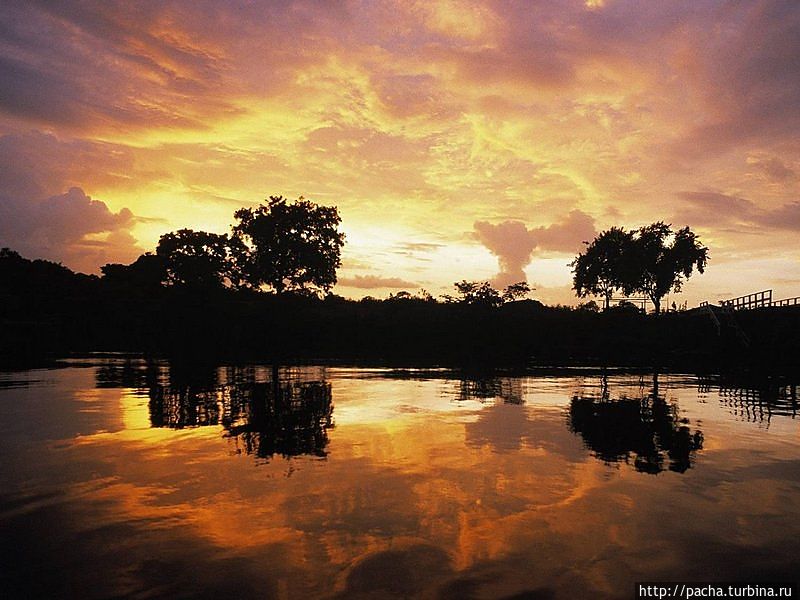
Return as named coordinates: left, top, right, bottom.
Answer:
left=98, top=362, right=334, bottom=460
left=569, top=374, right=704, bottom=474
left=2, top=362, right=800, bottom=599
left=96, top=358, right=165, bottom=389
left=698, top=375, right=799, bottom=424
left=456, top=376, right=524, bottom=404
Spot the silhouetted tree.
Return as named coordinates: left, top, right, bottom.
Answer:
left=388, top=290, right=414, bottom=301
left=0, top=247, right=95, bottom=293
left=629, top=223, right=708, bottom=315
left=417, top=289, right=436, bottom=302
left=156, top=229, right=243, bottom=289
left=502, top=281, right=532, bottom=302
left=101, top=253, right=167, bottom=290
left=450, top=280, right=503, bottom=308
left=388, top=289, right=437, bottom=303
left=576, top=300, right=600, bottom=312
left=571, top=227, right=636, bottom=310
left=232, top=196, right=345, bottom=295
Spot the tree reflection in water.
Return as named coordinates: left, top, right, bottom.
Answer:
left=455, top=377, right=523, bottom=404
left=569, top=373, right=704, bottom=474
left=98, top=362, right=334, bottom=460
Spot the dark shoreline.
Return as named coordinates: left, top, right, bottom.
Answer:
left=3, top=304, right=799, bottom=374
left=3, top=251, right=799, bottom=376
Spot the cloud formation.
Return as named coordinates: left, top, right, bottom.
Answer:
left=0, top=2, right=242, bottom=132
left=0, top=132, right=145, bottom=272
left=474, top=210, right=596, bottom=288
left=338, top=274, right=419, bottom=290
left=676, top=191, right=800, bottom=233
left=748, top=157, right=797, bottom=183
left=473, top=221, right=536, bottom=288
left=0, top=187, right=141, bottom=273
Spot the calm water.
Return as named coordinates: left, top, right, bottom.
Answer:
left=1, top=359, right=798, bottom=599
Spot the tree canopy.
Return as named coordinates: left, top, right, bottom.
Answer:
left=232, top=196, right=345, bottom=294
left=101, top=253, right=166, bottom=291
left=451, top=280, right=504, bottom=308
left=156, top=229, right=242, bottom=289
left=502, top=281, right=532, bottom=302
left=630, top=222, right=708, bottom=314
left=571, top=227, right=635, bottom=310
left=571, top=223, right=708, bottom=314
left=445, top=280, right=532, bottom=308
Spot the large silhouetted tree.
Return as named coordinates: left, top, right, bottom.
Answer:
left=571, top=227, right=636, bottom=310
left=156, top=229, right=242, bottom=289
left=232, top=196, right=345, bottom=295
left=629, top=223, right=708, bottom=315
left=572, top=224, right=708, bottom=314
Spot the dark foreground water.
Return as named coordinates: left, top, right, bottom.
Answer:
left=1, top=359, right=798, bottom=599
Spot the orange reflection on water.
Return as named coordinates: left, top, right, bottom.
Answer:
left=2, top=363, right=799, bottom=599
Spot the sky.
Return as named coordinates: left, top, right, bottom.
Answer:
left=1, top=0, right=799, bottom=306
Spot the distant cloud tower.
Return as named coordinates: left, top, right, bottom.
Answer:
left=474, top=211, right=596, bottom=288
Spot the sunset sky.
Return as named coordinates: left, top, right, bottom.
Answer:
left=1, top=0, right=798, bottom=305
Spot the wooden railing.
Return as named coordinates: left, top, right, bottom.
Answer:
left=774, top=296, right=800, bottom=307
left=700, top=290, right=800, bottom=311
left=719, top=290, right=772, bottom=311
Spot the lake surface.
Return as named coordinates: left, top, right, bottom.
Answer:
left=1, top=359, right=798, bottom=599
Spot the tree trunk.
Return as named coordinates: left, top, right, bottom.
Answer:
left=652, top=296, right=661, bottom=315
left=604, top=291, right=611, bottom=311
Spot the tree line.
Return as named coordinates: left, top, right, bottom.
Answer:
left=99, top=195, right=538, bottom=307
left=5, top=195, right=798, bottom=372
left=4, top=193, right=708, bottom=313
